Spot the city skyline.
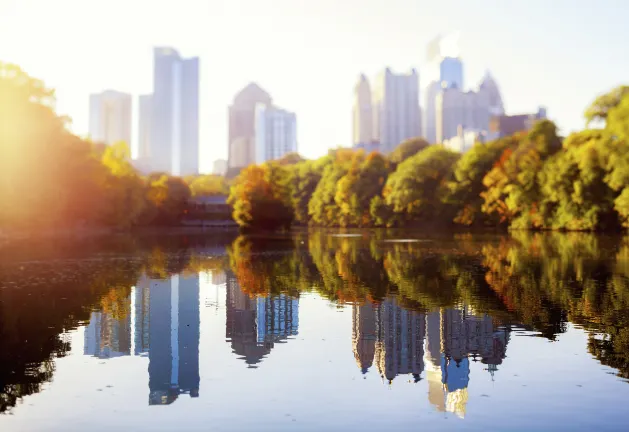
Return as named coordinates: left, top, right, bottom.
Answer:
left=2, top=0, right=625, bottom=173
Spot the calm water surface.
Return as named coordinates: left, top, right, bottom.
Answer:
left=1, top=230, right=629, bottom=431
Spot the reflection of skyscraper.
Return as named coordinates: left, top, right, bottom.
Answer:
left=134, top=277, right=151, bottom=356
left=84, top=308, right=131, bottom=359
left=373, top=298, right=425, bottom=383
left=225, top=273, right=299, bottom=367
left=423, top=307, right=510, bottom=419
left=352, top=303, right=377, bottom=374
left=148, top=274, right=200, bottom=405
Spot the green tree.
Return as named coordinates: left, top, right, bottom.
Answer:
left=388, top=137, right=430, bottom=166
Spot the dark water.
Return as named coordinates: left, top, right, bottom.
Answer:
left=1, top=230, right=629, bottom=431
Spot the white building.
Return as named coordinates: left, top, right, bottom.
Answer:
left=435, top=72, right=504, bottom=143
left=151, top=47, right=199, bottom=176
left=212, top=159, right=227, bottom=176
left=254, top=104, right=297, bottom=164
left=88, top=90, right=132, bottom=146
left=372, top=68, right=421, bottom=153
left=353, top=74, right=373, bottom=145
left=424, top=81, right=442, bottom=144
left=443, top=126, right=484, bottom=153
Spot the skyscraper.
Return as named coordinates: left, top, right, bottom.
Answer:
left=352, top=74, right=373, bottom=146
left=88, top=90, right=132, bottom=146
left=439, top=57, right=464, bottom=90
left=228, top=83, right=273, bottom=171
left=424, top=80, right=442, bottom=144
left=254, top=104, right=297, bottom=164
left=151, top=47, right=199, bottom=176
left=137, top=94, right=152, bottom=162
left=372, top=68, right=421, bottom=153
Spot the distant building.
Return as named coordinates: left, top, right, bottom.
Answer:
left=254, top=104, right=297, bottom=164
left=372, top=68, right=421, bottom=153
left=151, top=47, right=199, bottom=176
left=228, top=83, right=273, bottom=170
left=353, top=141, right=380, bottom=154
left=424, top=80, right=442, bottom=144
left=488, top=107, right=547, bottom=139
left=136, top=94, right=152, bottom=170
left=435, top=72, right=504, bottom=143
left=88, top=90, right=132, bottom=146
left=353, top=74, right=373, bottom=146
left=212, top=159, right=227, bottom=176
left=439, top=57, right=464, bottom=90
left=443, top=126, right=484, bottom=153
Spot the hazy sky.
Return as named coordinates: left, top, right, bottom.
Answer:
left=1, top=0, right=627, bottom=173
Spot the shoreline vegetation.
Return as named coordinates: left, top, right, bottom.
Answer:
left=2, top=61, right=629, bottom=235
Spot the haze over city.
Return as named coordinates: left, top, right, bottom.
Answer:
left=1, top=0, right=627, bottom=173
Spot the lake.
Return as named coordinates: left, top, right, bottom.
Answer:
left=1, top=230, right=629, bottom=431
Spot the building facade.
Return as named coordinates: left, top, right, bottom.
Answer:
left=88, top=90, right=132, bottom=146
left=372, top=68, right=421, bottom=153
left=488, top=107, right=547, bottom=139
left=228, top=83, right=273, bottom=170
left=352, top=74, right=373, bottom=146
left=151, top=47, right=199, bottom=176
left=254, top=104, right=297, bottom=164
left=439, top=57, right=464, bottom=90
left=212, top=159, right=227, bottom=176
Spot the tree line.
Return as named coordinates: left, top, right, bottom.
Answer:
left=229, top=85, right=629, bottom=231
left=0, top=63, right=227, bottom=233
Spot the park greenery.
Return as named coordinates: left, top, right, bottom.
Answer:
left=0, top=62, right=227, bottom=232
left=229, top=86, right=629, bottom=231
left=2, top=61, right=629, bottom=233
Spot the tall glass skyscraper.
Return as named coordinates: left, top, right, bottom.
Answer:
left=439, top=57, right=464, bottom=90
left=150, top=47, right=199, bottom=176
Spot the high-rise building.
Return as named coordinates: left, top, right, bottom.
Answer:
left=439, top=57, right=464, bottom=90
left=228, top=83, right=273, bottom=170
left=424, top=80, right=442, bottom=144
left=372, top=68, right=421, bottom=153
left=88, top=90, right=132, bottom=146
left=435, top=72, right=505, bottom=143
left=254, top=104, right=297, bottom=164
left=352, top=74, right=373, bottom=146
left=137, top=94, right=152, bottom=159
left=151, top=47, right=199, bottom=176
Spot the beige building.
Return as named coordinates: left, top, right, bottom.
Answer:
left=352, top=74, right=373, bottom=145
left=88, top=90, right=132, bottom=146
left=228, top=83, right=272, bottom=170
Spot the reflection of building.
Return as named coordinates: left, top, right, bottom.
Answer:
left=351, top=301, right=510, bottom=419
left=148, top=274, right=200, bottom=405
left=225, top=274, right=299, bottom=367
left=84, top=310, right=131, bottom=359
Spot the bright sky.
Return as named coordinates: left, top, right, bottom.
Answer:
left=1, top=0, right=627, bottom=173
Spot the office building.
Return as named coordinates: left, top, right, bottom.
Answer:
left=254, top=104, right=297, bottom=164
left=151, top=47, right=199, bottom=176
left=228, top=83, right=273, bottom=170
left=443, top=126, right=484, bottom=153
left=488, top=107, right=547, bottom=139
left=372, top=68, right=421, bottom=153
left=440, top=57, right=464, bottom=90
left=435, top=72, right=505, bottom=143
left=88, top=90, right=132, bottom=146
left=212, top=159, right=227, bottom=176
left=353, top=74, right=373, bottom=146
left=424, top=80, right=442, bottom=144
